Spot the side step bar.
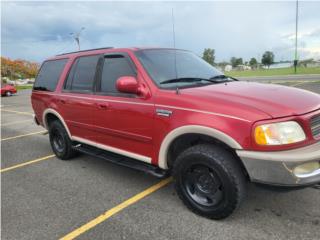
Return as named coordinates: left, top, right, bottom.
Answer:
left=72, top=143, right=168, bottom=178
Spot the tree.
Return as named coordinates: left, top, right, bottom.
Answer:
left=230, top=57, right=243, bottom=68
left=202, top=48, right=215, bottom=65
left=261, top=51, right=274, bottom=68
left=249, top=58, right=258, bottom=68
left=230, top=57, right=237, bottom=67
left=1, top=56, right=39, bottom=80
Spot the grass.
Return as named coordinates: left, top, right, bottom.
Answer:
left=227, top=67, right=320, bottom=77
left=16, top=85, right=33, bottom=90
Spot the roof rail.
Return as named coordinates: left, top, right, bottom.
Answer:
left=56, top=47, right=114, bottom=56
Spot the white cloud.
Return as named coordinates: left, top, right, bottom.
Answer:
left=1, top=1, right=320, bottom=62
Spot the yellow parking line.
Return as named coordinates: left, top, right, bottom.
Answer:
left=60, top=177, right=173, bottom=240
left=0, top=155, right=55, bottom=173
left=1, top=130, right=47, bottom=141
left=0, top=119, right=32, bottom=127
left=1, top=109, right=33, bottom=115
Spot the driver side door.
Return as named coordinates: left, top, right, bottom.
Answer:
left=93, top=52, right=155, bottom=163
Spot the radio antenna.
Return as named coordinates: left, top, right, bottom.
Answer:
left=172, top=8, right=176, bottom=49
left=172, top=8, right=179, bottom=94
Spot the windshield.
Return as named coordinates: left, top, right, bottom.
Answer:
left=135, top=49, right=223, bottom=89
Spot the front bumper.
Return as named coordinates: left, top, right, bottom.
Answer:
left=237, top=141, right=320, bottom=186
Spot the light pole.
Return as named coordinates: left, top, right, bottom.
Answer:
left=294, top=0, right=299, bottom=74
left=70, top=27, right=85, bottom=51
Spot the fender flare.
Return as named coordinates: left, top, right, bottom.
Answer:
left=158, top=125, right=243, bottom=169
left=42, top=108, right=72, bottom=138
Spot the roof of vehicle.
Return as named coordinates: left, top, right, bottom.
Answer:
left=48, top=47, right=188, bottom=61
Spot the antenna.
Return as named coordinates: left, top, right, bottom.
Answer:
left=172, top=8, right=176, bottom=49
left=172, top=8, right=179, bottom=94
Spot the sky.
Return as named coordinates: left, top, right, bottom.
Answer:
left=1, top=0, right=320, bottom=63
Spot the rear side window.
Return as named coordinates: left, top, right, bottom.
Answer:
left=64, top=55, right=100, bottom=92
left=100, top=55, right=135, bottom=94
left=34, top=59, right=68, bottom=91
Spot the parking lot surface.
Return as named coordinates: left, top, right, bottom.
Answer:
left=1, top=82, right=320, bottom=240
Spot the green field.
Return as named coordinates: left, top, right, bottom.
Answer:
left=227, top=67, right=320, bottom=77
left=16, top=85, right=33, bottom=90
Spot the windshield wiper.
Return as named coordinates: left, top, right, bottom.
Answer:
left=160, top=77, right=215, bottom=85
left=209, top=75, right=238, bottom=82
left=160, top=75, right=238, bottom=85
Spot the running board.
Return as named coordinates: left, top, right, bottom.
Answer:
left=72, top=143, right=168, bottom=178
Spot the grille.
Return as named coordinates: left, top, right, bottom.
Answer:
left=310, top=114, right=320, bottom=138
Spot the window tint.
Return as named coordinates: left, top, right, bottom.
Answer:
left=100, top=56, right=135, bottom=93
left=64, top=58, right=78, bottom=90
left=69, top=55, right=100, bottom=91
left=34, top=59, right=68, bottom=91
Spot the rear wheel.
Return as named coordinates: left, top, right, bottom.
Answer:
left=49, top=120, right=77, bottom=160
left=173, top=144, right=247, bottom=220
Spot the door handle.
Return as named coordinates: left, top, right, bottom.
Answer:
left=97, top=103, right=109, bottom=109
left=60, top=99, right=66, bottom=104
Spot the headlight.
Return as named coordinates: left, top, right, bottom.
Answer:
left=254, top=121, right=306, bottom=145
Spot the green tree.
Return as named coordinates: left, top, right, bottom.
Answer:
left=261, top=51, right=274, bottom=68
left=230, top=57, right=237, bottom=67
left=202, top=48, right=215, bottom=65
left=230, top=57, right=243, bottom=67
left=249, top=57, right=258, bottom=68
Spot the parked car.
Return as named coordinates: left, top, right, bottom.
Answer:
left=1, top=84, right=17, bottom=96
left=31, top=47, right=320, bottom=219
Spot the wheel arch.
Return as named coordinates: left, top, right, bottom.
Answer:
left=43, top=108, right=71, bottom=138
left=158, top=125, right=243, bottom=169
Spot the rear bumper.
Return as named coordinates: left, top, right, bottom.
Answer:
left=237, top=141, right=320, bottom=187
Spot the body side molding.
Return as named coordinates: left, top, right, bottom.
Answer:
left=158, top=125, right=243, bottom=169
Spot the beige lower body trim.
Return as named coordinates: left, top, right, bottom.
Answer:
left=72, top=136, right=152, bottom=164
left=43, top=108, right=72, bottom=138
left=158, top=125, right=243, bottom=169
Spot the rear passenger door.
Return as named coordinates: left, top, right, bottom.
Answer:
left=93, top=52, right=155, bottom=162
left=59, top=54, right=101, bottom=143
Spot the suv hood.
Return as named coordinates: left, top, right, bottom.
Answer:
left=182, top=81, right=320, bottom=119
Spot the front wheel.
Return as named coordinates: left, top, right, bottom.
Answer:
left=173, top=144, right=247, bottom=220
left=49, top=120, right=77, bottom=160
left=6, top=91, right=12, bottom=97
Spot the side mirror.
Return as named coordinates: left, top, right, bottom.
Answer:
left=116, top=76, right=140, bottom=94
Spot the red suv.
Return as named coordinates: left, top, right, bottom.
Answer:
left=32, top=47, right=320, bottom=219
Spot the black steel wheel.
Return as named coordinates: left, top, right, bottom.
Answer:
left=173, top=144, right=247, bottom=220
left=183, top=164, right=224, bottom=207
left=49, top=120, right=77, bottom=160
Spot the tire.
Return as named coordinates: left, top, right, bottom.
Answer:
left=49, top=120, right=77, bottom=160
left=173, top=144, right=247, bottom=220
left=6, top=91, right=12, bottom=97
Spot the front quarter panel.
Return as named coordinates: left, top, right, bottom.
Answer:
left=152, top=91, right=253, bottom=167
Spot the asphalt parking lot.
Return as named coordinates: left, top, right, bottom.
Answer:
left=1, top=82, right=320, bottom=240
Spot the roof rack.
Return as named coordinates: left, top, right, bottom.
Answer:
left=56, top=47, right=114, bottom=56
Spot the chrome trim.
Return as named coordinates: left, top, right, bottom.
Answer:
left=156, top=109, right=172, bottom=117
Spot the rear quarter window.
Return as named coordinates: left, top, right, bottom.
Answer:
left=34, top=58, right=68, bottom=91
